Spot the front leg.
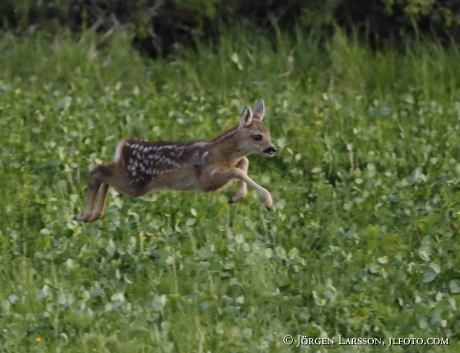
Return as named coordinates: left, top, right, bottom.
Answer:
left=200, top=167, right=273, bottom=211
left=230, top=157, right=249, bottom=204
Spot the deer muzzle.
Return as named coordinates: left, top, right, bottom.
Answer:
left=264, top=145, right=277, bottom=156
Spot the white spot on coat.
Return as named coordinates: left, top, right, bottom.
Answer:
left=191, top=141, right=210, bottom=148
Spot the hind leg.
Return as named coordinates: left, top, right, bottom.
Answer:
left=73, top=164, right=115, bottom=222
left=86, top=183, right=110, bottom=222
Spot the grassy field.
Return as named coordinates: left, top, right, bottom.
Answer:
left=1, top=27, right=460, bottom=352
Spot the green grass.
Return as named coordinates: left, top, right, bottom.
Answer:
left=1, top=26, right=460, bottom=352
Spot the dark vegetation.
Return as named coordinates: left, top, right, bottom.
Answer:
left=2, top=0, right=460, bottom=57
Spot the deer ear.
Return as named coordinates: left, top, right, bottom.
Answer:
left=239, top=105, right=253, bottom=128
left=253, top=99, right=265, bottom=121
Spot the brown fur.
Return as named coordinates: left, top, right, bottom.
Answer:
left=73, top=100, right=277, bottom=222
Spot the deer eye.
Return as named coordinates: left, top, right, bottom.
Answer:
left=252, top=134, right=263, bottom=141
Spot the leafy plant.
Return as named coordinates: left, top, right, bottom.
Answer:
left=1, top=26, right=460, bottom=352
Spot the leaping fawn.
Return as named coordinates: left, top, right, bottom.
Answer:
left=73, top=99, right=277, bottom=222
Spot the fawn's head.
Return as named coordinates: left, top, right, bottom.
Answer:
left=237, top=99, right=277, bottom=157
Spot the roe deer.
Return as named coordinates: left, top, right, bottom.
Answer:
left=73, top=99, right=277, bottom=222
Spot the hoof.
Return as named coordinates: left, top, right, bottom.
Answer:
left=266, top=206, right=273, bottom=212
left=73, top=213, right=90, bottom=222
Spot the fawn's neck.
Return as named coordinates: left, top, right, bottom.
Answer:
left=210, top=125, right=247, bottom=162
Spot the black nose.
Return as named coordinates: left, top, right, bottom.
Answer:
left=264, top=146, right=277, bottom=155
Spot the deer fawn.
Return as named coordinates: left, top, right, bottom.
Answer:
left=73, top=99, right=277, bottom=222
